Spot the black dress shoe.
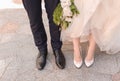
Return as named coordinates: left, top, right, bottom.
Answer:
left=53, top=49, right=66, bottom=69
left=36, top=49, right=47, bottom=70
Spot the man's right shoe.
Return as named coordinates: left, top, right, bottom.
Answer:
left=36, top=49, right=47, bottom=70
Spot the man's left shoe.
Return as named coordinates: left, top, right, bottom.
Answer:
left=53, top=49, right=66, bottom=69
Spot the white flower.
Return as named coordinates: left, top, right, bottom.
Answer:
left=65, top=17, right=72, bottom=22
left=63, top=7, right=72, bottom=17
left=60, top=0, right=72, bottom=17
left=60, top=0, right=71, bottom=8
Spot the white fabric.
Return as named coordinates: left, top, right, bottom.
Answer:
left=61, top=0, right=120, bottom=54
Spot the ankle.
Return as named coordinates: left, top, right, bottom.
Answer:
left=85, top=55, right=94, bottom=61
left=86, top=49, right=95, bottom=61
left=74, top=54, right=82, bottom=62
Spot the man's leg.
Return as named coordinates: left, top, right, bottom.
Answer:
left=45, top=0, right=66, bottom=69
left=22, top=0, right=47, bottom=70
left=22, top=0, right=47, bottom=51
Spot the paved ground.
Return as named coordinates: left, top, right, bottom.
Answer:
left=0, top=9, right=120, bottom=81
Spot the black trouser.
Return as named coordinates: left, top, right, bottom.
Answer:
left=22, top=0, right=62, bottom=51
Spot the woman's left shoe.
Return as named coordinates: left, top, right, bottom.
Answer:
left=85, top=58, right=94, bottom=67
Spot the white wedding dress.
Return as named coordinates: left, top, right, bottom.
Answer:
left=61, top=0, right=120, bottom=54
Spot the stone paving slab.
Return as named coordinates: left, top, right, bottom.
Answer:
left=0, top=9, right=120, bottom=81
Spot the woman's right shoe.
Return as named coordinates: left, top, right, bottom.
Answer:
left=74, top=60, right=83, bottom=69
left=74, top=47, right=83, bottom=69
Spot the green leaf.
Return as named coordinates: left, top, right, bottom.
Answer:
left=53, top=3, right=63, bottom=26
left=61, top=21, right=69, bottom=29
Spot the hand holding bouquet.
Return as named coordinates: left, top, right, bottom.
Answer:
left=53, top=0, right=80, bottom=30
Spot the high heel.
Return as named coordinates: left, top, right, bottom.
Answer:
left=85, top=42, right=95, bottom=67
left=74, top=48, right=83, bottom=68
left=74, top=60, right=83, bottom=68
left=85, top=58, right=94, bottom=67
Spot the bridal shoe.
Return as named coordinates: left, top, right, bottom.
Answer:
left=85, top=58, right=94, bottom=67
left=74, top=60, right=83, bottom=68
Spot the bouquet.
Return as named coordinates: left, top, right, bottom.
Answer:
left=53, top=0, right=80, bottom=30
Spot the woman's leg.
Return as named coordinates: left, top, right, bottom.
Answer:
left=73, top=37, right=83, bottom=68
left=73, top=38, right=82, bottom=62
left=85, top=34, right=96, bottom=61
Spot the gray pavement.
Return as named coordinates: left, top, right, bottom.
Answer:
left=0, top=9, right=120, bottom=81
